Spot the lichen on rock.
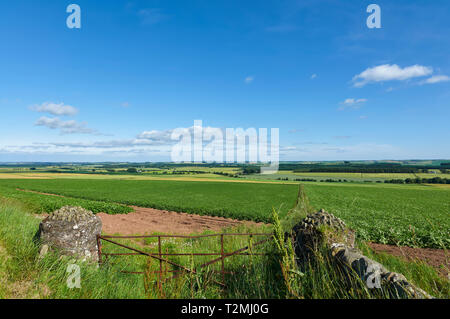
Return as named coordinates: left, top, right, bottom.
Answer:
left=292, top=209, right=356, bottom=259
left=48, top=205, right=95, bottom=222
left=38, top=206, right=102, bottom=262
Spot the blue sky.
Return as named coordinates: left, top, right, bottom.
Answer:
left=0, top=0, right=449, bottom=162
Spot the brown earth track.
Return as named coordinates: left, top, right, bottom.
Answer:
left=98, top=206, right=264, bottom=235
left=368, top=242, right=449, bottom=278
left=16, top=188, right=65, bottom=197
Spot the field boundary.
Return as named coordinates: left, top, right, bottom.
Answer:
left=97, top=233, right=273, bottom=292
left=14, top=187, right=266, bottom=234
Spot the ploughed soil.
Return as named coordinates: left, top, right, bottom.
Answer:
left=368, top=242, right=448, bottom=278
left=98, top=206, right=264, bottom=235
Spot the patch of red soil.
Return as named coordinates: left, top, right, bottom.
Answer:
left=368, top=242, right=449, bottom=278
left=17, top=188, right=64, bottom=197
left=98, top=206, right=265, bottom=235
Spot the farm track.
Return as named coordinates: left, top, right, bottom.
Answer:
left=369, top=243, right=449, bottom=278
left=17, top=188, right=265, bottom=235
left=16, top=188, right=65, bottom=197
left=98, top=206, right=264, bottom=235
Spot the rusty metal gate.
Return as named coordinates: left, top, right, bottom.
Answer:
left=96, top=233, right=273, bottom=291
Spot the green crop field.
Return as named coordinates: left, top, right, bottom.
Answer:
left=0, top=178, right=448, bottom=248
left=0, top=183, right=132, bottom=215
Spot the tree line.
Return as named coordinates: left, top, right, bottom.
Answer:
left=385, top=177, right=450, bottom=184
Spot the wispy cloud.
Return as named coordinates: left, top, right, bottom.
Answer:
left=244, top=76, right=254, bottom=84
left=30, top=102, right=78, bottom=116
left=137, top=8, right=167, bottom=25
left=46, top=139, right=168, bottom=149
left=338, top=98, right=367, bottom=110
left=35, top=116, right=101, bottom=135
left=11, top=124, right=278, bottom=158
left=310, top=74, right=317, bottom=79
left=352, top=64, right=433, bottom=87
left=137, top=129, right=175, bottom=144
left=419, top=75, right=450, bottom=85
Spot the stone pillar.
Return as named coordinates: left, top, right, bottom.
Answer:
left=38, top=206, right=102, bottom=262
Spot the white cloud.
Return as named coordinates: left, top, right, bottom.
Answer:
left=137, top=126, right=230, bottom=146
left=338, top=98, right=367, bottom=110
left=311, top=74, right=317, bottom=79
left=420, top=75, right=450, bottom=85
left=138, top=8, right=167, bottom=25
left=137, top=129, right=174, bottom=144
left=121, top=102, right=130, bottom=108
left=10, top=124, right=277, bottom=160
left=30, top=102, right=78, bottom=116
left=353, top=64, right=433, bottom=87
left=35, top=116, right=99, bottom=135
left=341, top=98, right=367, bottom=105
left=244, top=76, right=254, bottom=84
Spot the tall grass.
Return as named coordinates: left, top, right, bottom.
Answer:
left=359, top=243, right=449, bottom=298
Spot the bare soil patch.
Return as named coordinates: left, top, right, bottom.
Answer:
left=98, top=206, right=265, bottom=235
left=37, top=207, right=265, bottom=235
left=368, top=242, right=448, bottom=278
left=19, top=188, right=266, bottom=235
